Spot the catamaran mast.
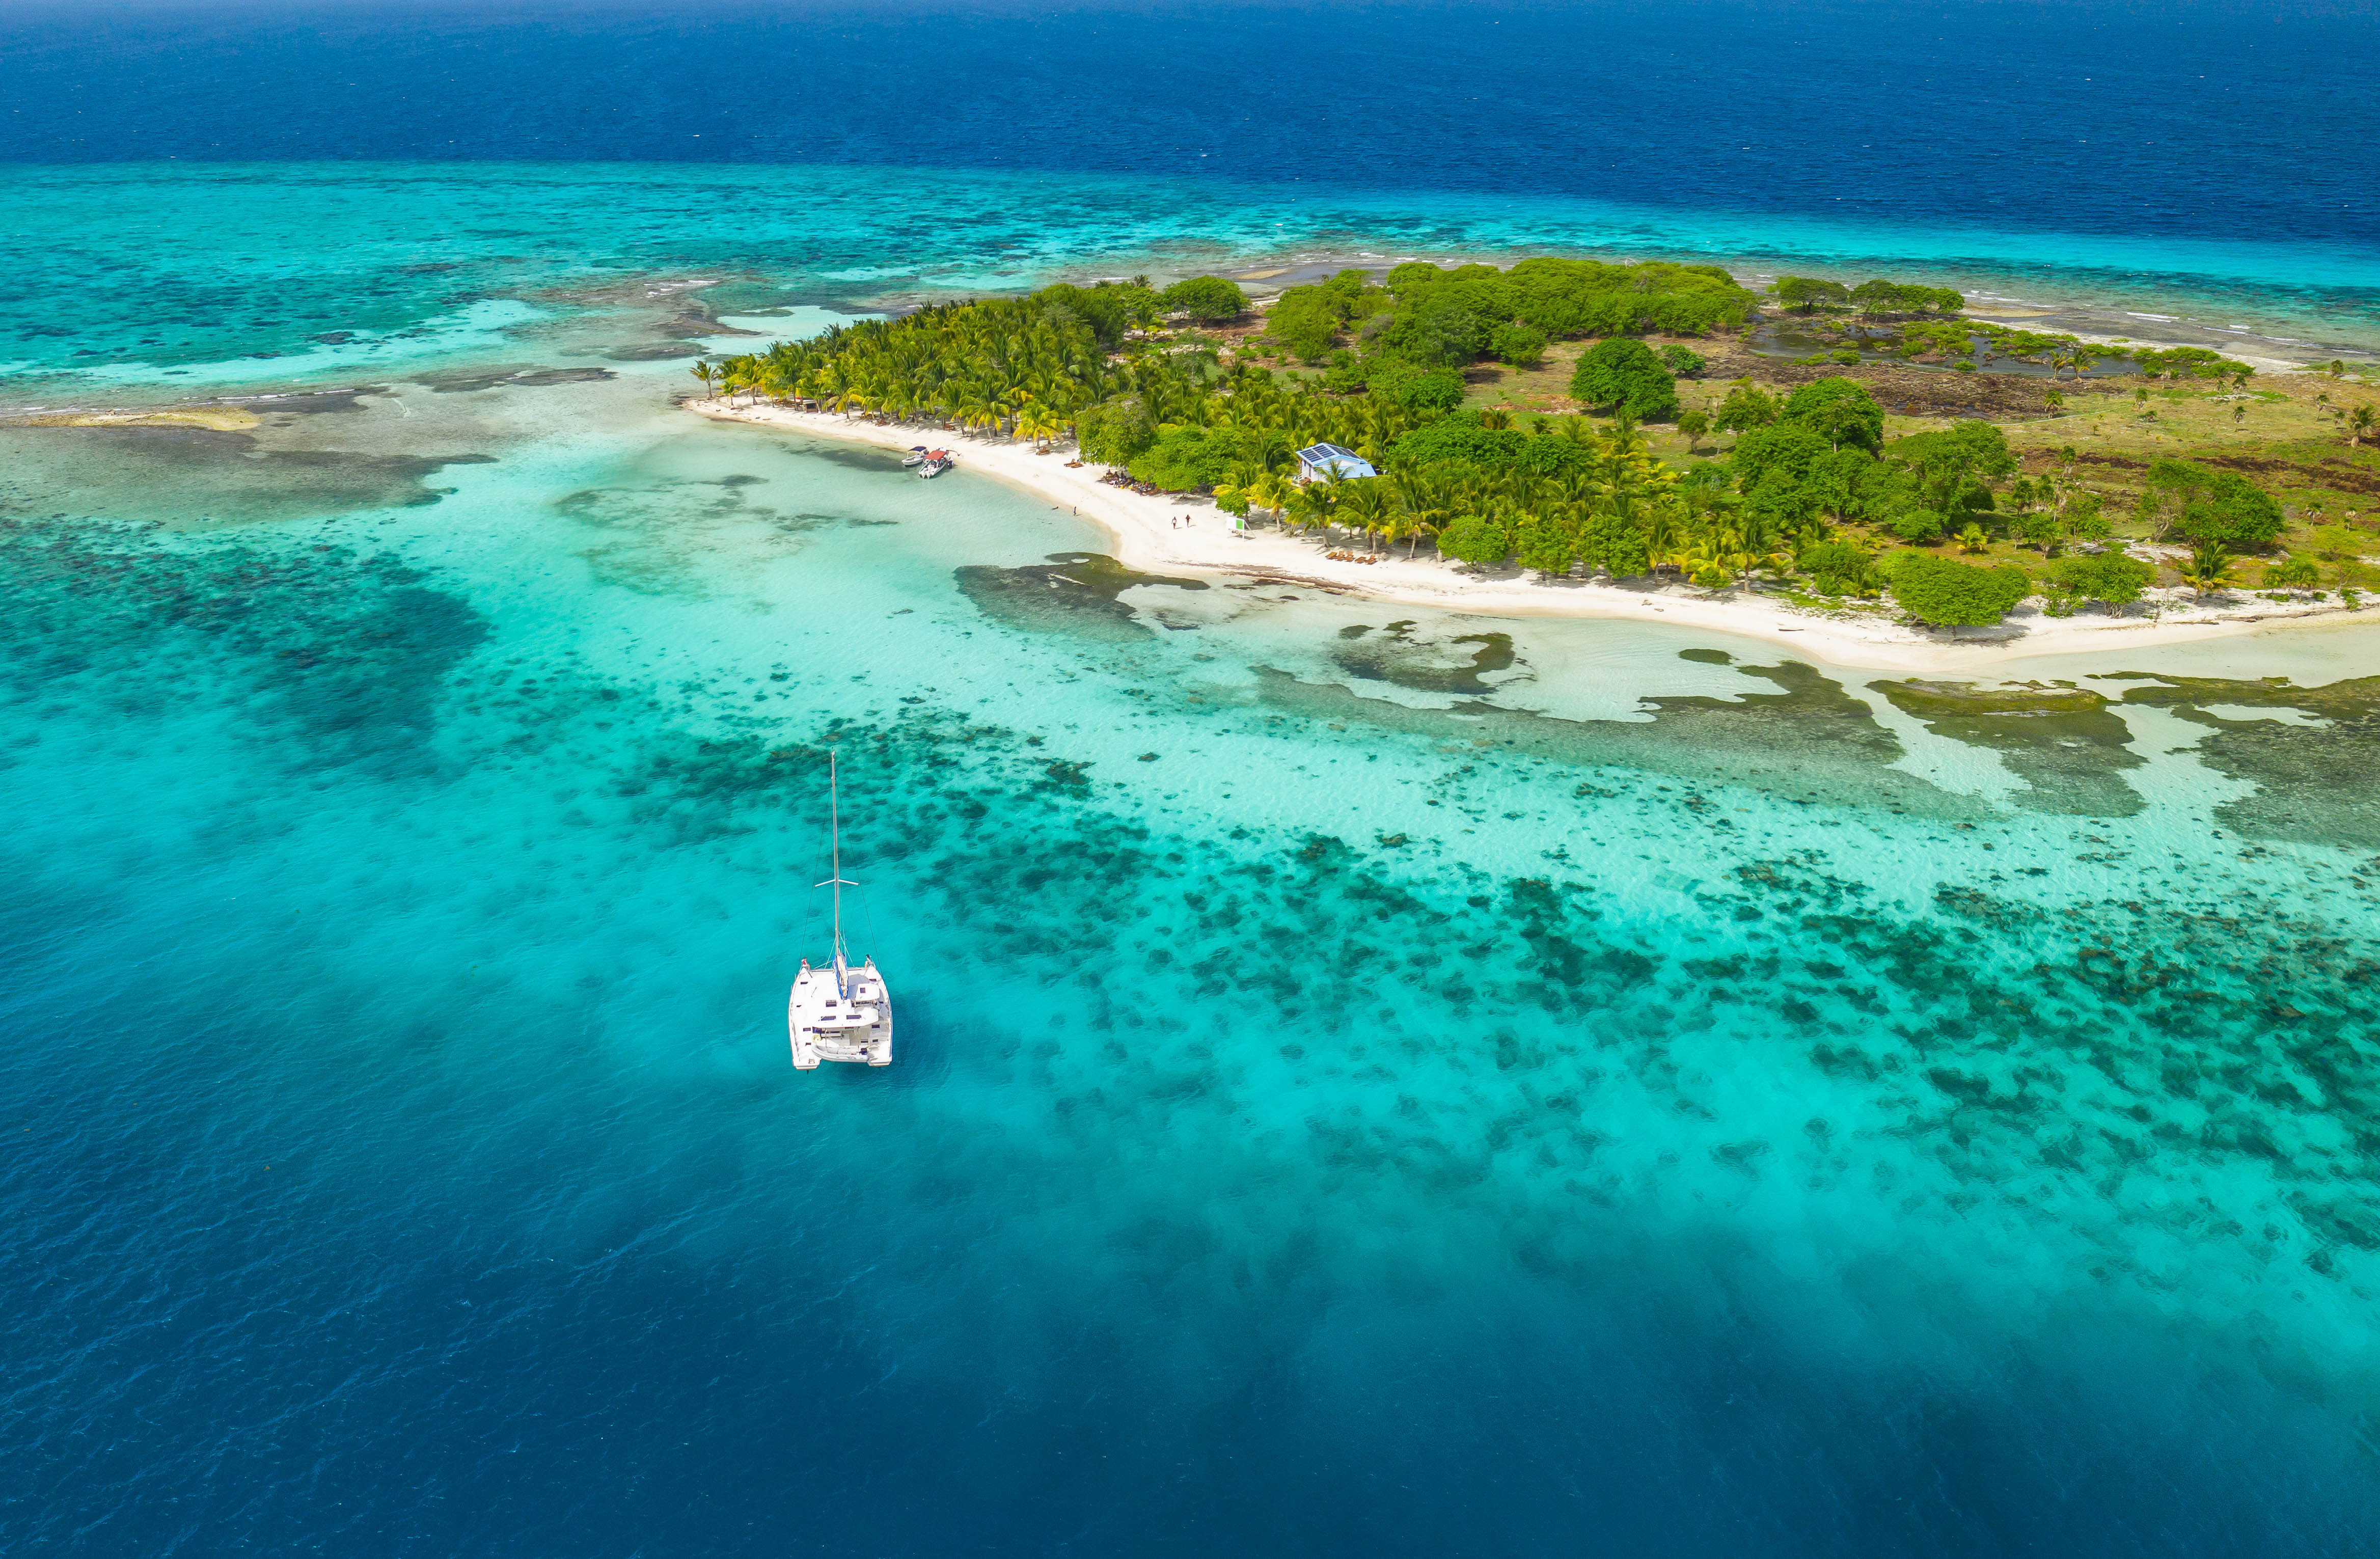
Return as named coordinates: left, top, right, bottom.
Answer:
left=817, top=749, right=858, bottom=997
left=830, top=749, right=843, bottom=965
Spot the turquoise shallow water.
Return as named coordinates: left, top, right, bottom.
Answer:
left=7, top=344, right=2380, bottom=1550
left=7, top=161, right=2379, bottom=406
left=7, top=151, right=2380, bottom=1550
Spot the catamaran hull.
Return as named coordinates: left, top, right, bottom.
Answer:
left=788, top=958, right=893, bottom=1069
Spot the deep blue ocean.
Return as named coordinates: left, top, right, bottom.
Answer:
left=7, top=4, right=2380, bottom=1555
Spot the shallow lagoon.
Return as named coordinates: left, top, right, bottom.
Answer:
left=7, top=354, right=2380, bottom=1552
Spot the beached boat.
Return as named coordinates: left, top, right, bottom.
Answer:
left=901, top=445, right=928, bottom=467
left=919, top=450, right=953, bottom=478
left=788, top=751, right=893, bottom=1070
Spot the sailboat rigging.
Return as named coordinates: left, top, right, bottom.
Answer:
left=788, top=751, right=893, bottom=1069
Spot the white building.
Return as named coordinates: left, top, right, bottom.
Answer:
left=1294, top=442, right=1377, bottom=483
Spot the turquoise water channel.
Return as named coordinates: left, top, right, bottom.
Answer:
left=6, top=163, right=2380, bottom=1551
left=8, top=349, right=2380, bottom=1550
left=8, top=161, right=2379, bottom=406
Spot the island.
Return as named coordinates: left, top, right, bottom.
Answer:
left=689, top=258, right=2380, bottom=669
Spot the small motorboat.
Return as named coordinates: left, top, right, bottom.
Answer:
left=901, top=446, right=928, bottom=467
left=918, top=450, right=953, bottom=478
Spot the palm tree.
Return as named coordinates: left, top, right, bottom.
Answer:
left=1268, top=471, right=1302, bottom=527
left=2347, top=404, right=2377, bottom=447
left=1283, top=480, right=1333, bottom=539
left=1312, top=466, right=1354, bottom=543
left=691, top=360, right=716, bottom=398
left=954, top=392, right=1000, bottom=435
left=1391, top=470, right=1450, bottom=557
left=1955, top=522, right=1991, bottom=554
left=2177, top=542, right=2237, bottom=600
left=696, top=287, right=1463, bottom=510
left=1674, top=535, right=1736, bottom=592
left=1339, top=480, right=1393, bottom=554
left=1728, top=514, right=1793, bottom=591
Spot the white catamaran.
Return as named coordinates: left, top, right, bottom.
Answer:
left=788, top=752, right=893, bottom=1069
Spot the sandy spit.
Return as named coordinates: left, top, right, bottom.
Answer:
left=689, top=398, right=2379, bottom=677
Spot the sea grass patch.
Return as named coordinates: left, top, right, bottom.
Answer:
left=1254, top=658, right=1986, bottom=816
left=956, top=551, right=1208, bottom=642
left=2108, top=673, right=2380, bottom=847
left=1871, top=678, right=2147, bottom=816
left=0, top=423, right=493, bottom=528
left=1332, top=621, right=1521, bottom=694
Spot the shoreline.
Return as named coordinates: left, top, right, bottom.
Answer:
left=688, top=398, right=2380, bottom=676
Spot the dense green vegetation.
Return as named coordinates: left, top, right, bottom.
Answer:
left=698, top=257, right=2359, bottom=631
left=1880, top=552, right=2033, bottom=626
left=1569, top=340, right=1681, bottom=421
left=2142, top=458, right=2285, bottom=546
left=2054, top=552, right=2156, bottom=609
left=1157, top=276, right=1247, bottom=322
left=1261, top=258, right=1759, bottom=388
left=1775, top=276, right=1964, bottom=316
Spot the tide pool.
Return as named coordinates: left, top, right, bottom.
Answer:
left=6, top=357, right=2380, bottom=1553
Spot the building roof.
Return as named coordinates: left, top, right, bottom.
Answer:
left=1294, top=442, right=1377, bottom=479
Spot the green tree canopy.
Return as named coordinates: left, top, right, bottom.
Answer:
left=1366, top=362, right=1467, bottom=413
left=1127, top=425, right=1232, bottom=491
left=1319, top=268, right=1372, bottom=311
left=1799, top=539, right=1882, bottom=596
left=2054, top=551, right=2155, bottom=607
left=2132, top=345, right=2254, bottom=380
left=1033, top=281, right=1158, bottom=347
left=1266, top=285, right=1342, bottom=360
left=1782, top=376, right=1885, bottom=451
left=2147, top=459, right=2285, bottom=548
left=1158, top=276, right=1248, bottom=322
left=1076, top=396, right=1156, bottom=464
left=1385, top=257, right=1757, bottom=338
left=1657, top=344, right=1707, bottom=377
left=1581, top=508, right=1653, bottom=577
left=1743, top=467, right=1821, bottom=533
left=1774, top=277, right=1849, bottom=312
left=1886, top=420, right=2014, bottom=518
left=1805, top=445, right=1889, bottom=521
left=1569, top=339, right=1680, bottom=420
left=1884, top=552, right=2034, bottom=626
left=1516, top=509, right=1579, bottom=575
left=1714, top=383, right=1779, bottom=433
left=1886, top=420, right=2014, bottom=479
left=1849, top=279, right=1965, bottom=316
left=1436, top=511, right=1514, bottom=566
left=1490, top=322, right=1548, bottom=366
left=1387, top=411, right=1590, bottom=476
left=1730, top=420, right=1835, bottom=491
left=1886, top=507, right=1947, bottom=543
left=1393, top=300, right=1493, bottom=368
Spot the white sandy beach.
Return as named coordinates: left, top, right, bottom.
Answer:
left=690, top=398, right=2379, bottom=675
